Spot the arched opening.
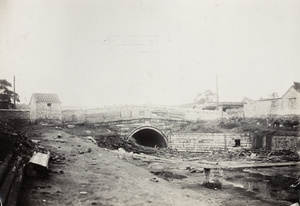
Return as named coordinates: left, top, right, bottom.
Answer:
left=127, top=127, right=167, bottom=148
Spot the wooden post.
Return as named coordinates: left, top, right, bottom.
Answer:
left=13, top=76, right=16, bottom=109
left=216, top=75, right=219, bottom=111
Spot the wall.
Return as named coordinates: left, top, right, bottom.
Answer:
left=226, top=108, right=244, bottom=118
left=62, top=105, right=228, bottom=124
left=29, top=97, right=37, bottom=121
left=0, top=109, right=30, bottom=122
left=272, top=136, right=300, bottom=153
left=168, top=133, right=251, bottom=152
left=35, top=102, right=62, bottom=122
left=244, top=99, right=280, bottom=118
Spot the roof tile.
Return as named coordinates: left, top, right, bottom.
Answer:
left=33, top=93, right=61, bottom=103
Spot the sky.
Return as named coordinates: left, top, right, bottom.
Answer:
left=1, top=0, right=300, bottom=106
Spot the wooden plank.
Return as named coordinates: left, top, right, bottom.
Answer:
left=222, top=161, right=300, bottom=169
left=6, top=163, right=25, bottom=206
left=0, top=153, right=12, bottom=184
left=0, top=156, right=22, bottom=205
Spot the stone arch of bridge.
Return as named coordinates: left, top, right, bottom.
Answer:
left=126, top=126, right=168, bottom=148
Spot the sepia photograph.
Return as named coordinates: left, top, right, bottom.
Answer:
left=0, top=0, right=300, bottom=205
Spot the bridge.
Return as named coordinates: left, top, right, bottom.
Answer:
left=62, top=105, right=227, bottom=148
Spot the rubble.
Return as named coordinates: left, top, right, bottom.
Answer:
left=0, top=122, right=37, bottom=206
left=230, top=148, right=299, bottom=162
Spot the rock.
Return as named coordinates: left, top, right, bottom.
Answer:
left=87, top=148, right=92, bottom=153
left=150, top=178, right=159, bottom=182
left=80, top=191, right=88, bottom=195
left=67, top=125, right=76, bottom=129
left=57, top=134, right=62, bottom=138
left=87, top=136, right=97, bottom=144
left=118, top=148, right=126, bottom=154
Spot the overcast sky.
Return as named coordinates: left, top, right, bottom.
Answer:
left=1, top=0, right=300, bottom=106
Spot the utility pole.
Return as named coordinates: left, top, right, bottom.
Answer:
left=216, top=74, right=219, bottom=111
left=13, top=76, right=16, bottom=109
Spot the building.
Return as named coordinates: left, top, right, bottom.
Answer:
left=29, top=93, right=62, bottom=123
left=202, top=102, right=246, bottom=112
left=244, top=82, right=300, bottom=118
left=0, top=94, right=11, bottom=109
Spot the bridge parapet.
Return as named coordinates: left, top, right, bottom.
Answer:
left=62, top=105, right=227, bottom=124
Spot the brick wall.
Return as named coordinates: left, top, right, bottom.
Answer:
left=168, top=133, right=252, bottom=152
left=0, top=109, right=30, bottom=122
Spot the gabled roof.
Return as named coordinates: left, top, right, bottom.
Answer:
left=282, top=82, right=300, bottom=99
left=294, top=82, right=300, bottom=92
left=31, top=93, right=61, bottom=103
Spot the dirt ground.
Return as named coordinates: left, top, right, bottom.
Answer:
left=15, top=125, right=296, bottom=206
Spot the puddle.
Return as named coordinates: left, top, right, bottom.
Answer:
left=151, top=170, right=187, bottom=181
left=223, top=165, right=300, bottom=202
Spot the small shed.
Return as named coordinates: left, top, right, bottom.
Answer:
left=29, top=93, right=62, bottom=123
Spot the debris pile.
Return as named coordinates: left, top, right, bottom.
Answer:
left=94, top=134, right=160, bottom=155
left=0, top=123, right=36, bottom=161
left=0, top=122, right=36, bottom=206
left=231, top=148, right=299, bottom=162
left=93, top=134, right=183, bottom=158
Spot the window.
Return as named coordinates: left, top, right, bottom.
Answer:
left=234, top=139, right=241, bottom=147
left=47, top=103, right=51, bottom=107
left=271, top=101, right=278, bottom=108
left=289, top=98, right=296, bottom=109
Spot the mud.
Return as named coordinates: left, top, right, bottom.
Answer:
left=0, top=123, right=299, bottom=205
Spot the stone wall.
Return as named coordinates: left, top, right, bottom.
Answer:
left=168, top=133, right=252, bottom=152
left=35, top=102, right=62, bottom=121
left=272, top=136, right=300, bottom=152
left=62, top=105, right=227, bottom=124
left=0, top=109, right=30, bottom=122
left=244, top=99, right=278, bottom=118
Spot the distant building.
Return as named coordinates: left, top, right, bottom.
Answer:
left=244, top=82, right=300, bottom=118
left=29, top=93, right=62, bottom=123
left=202, top=102, right=246, bottom=112
left=0, top=94, right=11, bottom=109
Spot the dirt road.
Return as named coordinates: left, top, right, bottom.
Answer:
left=17, top=126, right=294, bottom=206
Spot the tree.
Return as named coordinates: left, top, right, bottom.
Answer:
left=242, top=97, right=253, bottom=103
left=194, top=90, right=216, bottom=104
left=0, top=79, right=20, bottom=108
left=270, top=92, right=279, bottom=99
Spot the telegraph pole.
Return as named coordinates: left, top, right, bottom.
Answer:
left=13, top=76, right=16, bottom=109
left=216, top=74, right=219, bottom=111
